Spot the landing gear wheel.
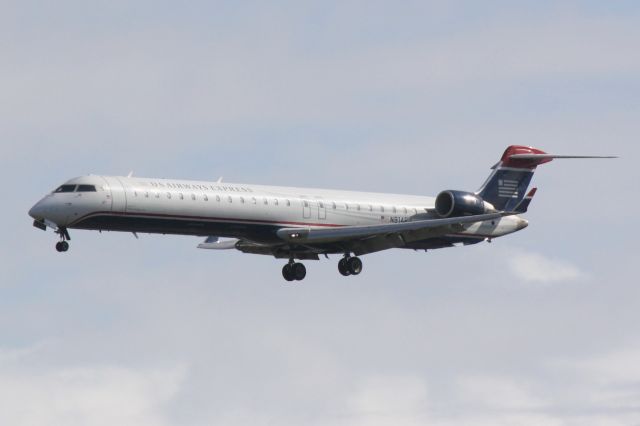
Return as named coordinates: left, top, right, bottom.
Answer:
left=292, top=263, right=306, bottom=281
left=54, top=227, right=70, bottom=253
left=55, top=241, right=69, bottom=252
left=282, top=264, right=295, bottom=282
left=282, top=262, right=306, bottom=281
left=338, top=258, right=351, bottom=276
left=347, top=257, right=362, bottom=275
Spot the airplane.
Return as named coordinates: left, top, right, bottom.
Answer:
left=28, top=145, right=615, bottom=281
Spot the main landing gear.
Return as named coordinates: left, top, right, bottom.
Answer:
left=55, top=227, right=71, bottom=253
left=282, top=260, right=307, bottom=282
left=281, top=255, right=364, bottom=282
left=338, top=255, right=363, bottom=277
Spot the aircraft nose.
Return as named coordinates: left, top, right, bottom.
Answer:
left=29, top=200, right=45, bottom=219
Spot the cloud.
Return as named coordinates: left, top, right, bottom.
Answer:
left=343, top=375, right=430, bottom=426
left=456, top=375, right=546, bottom=411
left=0, top=362, right=186, bottom=426
left=507, top=250, right=585, bottom=284
left=575, top=347, right=640, bottom=384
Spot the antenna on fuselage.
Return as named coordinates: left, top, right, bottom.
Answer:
left=217, top=177, right=223, bottom=183
left=127, top=171, right=134, bottom=178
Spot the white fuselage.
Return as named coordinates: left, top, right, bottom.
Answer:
left=29, top=175, right=527, bottom=245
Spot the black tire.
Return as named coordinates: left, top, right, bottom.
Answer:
left=60, top=241, right=69, bottom=252
left=282, top=264, right=295, bottom=281
left=347, top=257, right=362, bottom=275
left=292, top=263, right=306, bottom=281
left=55, top=242, right=63, bottom=252
left=338, top=258, right=351, bottom=276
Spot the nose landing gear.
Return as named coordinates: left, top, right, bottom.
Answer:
left=55, top=241, right=69, bottom=252
left=54, top=227, right=71, bottom=253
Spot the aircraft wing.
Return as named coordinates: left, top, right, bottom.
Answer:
left=276, top=212, right=508, bottom=245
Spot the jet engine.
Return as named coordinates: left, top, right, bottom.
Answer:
left=435, top=190, right=497, bottom=218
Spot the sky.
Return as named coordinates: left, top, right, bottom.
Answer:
left=2, top=1, right=639, bottom=425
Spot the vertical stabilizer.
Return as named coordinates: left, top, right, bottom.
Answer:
left=476, top=146, right=543, bottom=211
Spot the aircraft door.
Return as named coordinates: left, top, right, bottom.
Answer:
left=302, top=200, right=311, bottom=219
left=318, top=201, right=326, bottom=220
left=102, top=176, right=127, bottom=213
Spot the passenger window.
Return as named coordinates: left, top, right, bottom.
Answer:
left=228, top=196, right=232, bottom=203
left=357, top=204, right=361, bottom=211
left=369, top=205, right=373, bottom=211
left=216, top=195, right=221, bottom=202
left=319, top=202, right=324, bottom=208
left=392, top=206, right=397, bottom=214
left=55, top=185, right=76, bottom=193
left=204, top=194, right=208, bottom=201
left=274, top=199, right=279, bottom=206
left=191, top=194, right=196, bottom=200
left=145, top=192, right=149, bottom=198
left=179, top=193, right=184, bottom=200
left=264, top=198, right=268, bottom=205
left=240, top=197, right=245, bottom=203
left=403, top=207, right=407, bottom=214
left=77, top=185, right=96, bottom=192
left=155, top=192, right=160, bottom=198
left=332, top=202, right=337, bottom=209
left=252, top=197, right=257, bottom=204
left=413, top=208, right=418, bottom=215
left=286, top=199, right=290, bottom=206
left=303, top=201, right=309, bottom=207
left=345, top=204, right=349, bottom=210
left=380, top=206, right=385, bottom=213
left=167, top=192, right=172, bottom=199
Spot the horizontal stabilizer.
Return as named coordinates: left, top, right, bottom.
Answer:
left=509, top=154, right=618, bottom=160
left=499, top=145, right=617, bottom=170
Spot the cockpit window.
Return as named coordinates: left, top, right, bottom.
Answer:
left=77, top=185, right=96, bottom=192
left=54, top=185, right=76, bottom=193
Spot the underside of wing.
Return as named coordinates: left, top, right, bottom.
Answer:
left=274, top=212, right=508, bottom=256
left=197, top=213, right=512, bottom=259
left=276, top=213, right=505, bottom=244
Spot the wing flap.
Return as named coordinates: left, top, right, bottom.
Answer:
left=197, top=236, right=240, bottom=250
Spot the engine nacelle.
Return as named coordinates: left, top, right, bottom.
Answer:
left=435, top=190, right=496, bottom=218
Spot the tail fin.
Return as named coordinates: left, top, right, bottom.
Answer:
left=477, top=145, right=616, bottom=211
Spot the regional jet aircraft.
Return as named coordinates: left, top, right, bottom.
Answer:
left=28, top=146, right=614, bottom=281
